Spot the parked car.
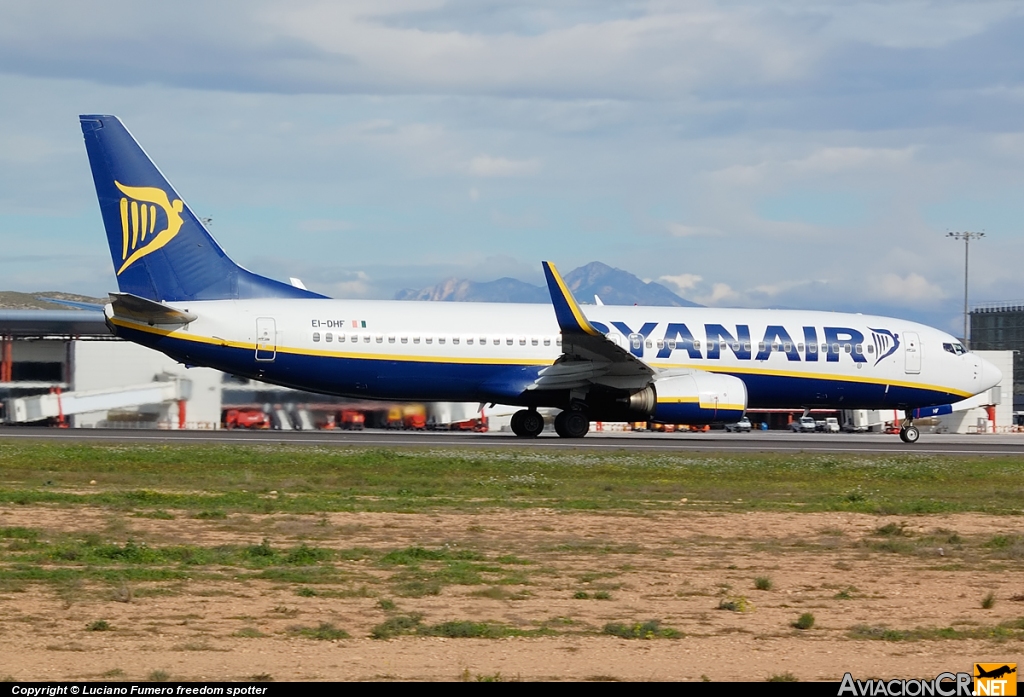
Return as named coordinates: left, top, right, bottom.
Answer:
left=790, top=416, right=817, bottom=432
left=725, top=417, right=752, bottom=433
left=815, top=417, right=840, bottom=433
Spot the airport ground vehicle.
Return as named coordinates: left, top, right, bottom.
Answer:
left=223, top=408, right=269, bottom=429
left=790, top=416, right=817, bottom=433
left=339, top=410, right=365, bottom=430
left=80, top=115, right=1001, bottom=443
left=724, top=416, right=752, bottom=432
left=815, top=417, right=840, bottom=433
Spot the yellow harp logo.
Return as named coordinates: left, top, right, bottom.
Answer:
left=114, top=181, right=185, bottom=275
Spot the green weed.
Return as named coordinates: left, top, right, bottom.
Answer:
left=603, top=620, right=682, bottom=639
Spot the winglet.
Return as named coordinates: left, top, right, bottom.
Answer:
left=542, top=261, right=600, bottom=336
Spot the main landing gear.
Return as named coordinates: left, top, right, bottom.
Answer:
left=509, top=406, right=590, bottom=439
left=510, top=409, right=545, bottom=438
left=553, top=409, right=589, bottom=439
left=899, top=412, right=920, bottom=444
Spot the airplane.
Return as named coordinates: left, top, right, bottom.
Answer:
left=78, top=115, right=1002, bottom=443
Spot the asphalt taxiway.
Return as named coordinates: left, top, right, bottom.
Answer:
left=1, top=427, right=1023, bottom=456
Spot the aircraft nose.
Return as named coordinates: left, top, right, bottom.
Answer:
left=979, top=355, right=1003, bottom=392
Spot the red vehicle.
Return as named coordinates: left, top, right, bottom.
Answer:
left=339, top=410, right=365, bottom=430
left=223, top=408, right=269, bottom=429
left=403, top=412, right=426, bottom=430
left=450, top=416, right=488, bottom=432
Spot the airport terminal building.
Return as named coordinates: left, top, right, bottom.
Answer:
left=971, top=302, right=1024, bottom=411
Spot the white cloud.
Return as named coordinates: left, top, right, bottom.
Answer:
left=469, top=155, right=542, bottom=177
left=872, top=273, right=946, bottom=303
left=660, top=273, right=703, bottom=293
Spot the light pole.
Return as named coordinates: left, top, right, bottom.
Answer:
left=946, top=231, right=984, bottom=348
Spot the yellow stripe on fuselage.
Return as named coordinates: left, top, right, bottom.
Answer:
left=109, top=317, right=970, bottom=397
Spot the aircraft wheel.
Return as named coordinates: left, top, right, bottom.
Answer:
left=554, top=410, right=589, bottom=438
left=518, top=410, right=544, bottom=438
left=510, top=410, right=526, bottom=436
left=899, top=425, right=920, bottom=444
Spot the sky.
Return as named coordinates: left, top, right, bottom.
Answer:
left=1, top=0, right=1022, bottom=334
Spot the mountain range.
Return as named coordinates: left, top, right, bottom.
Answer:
left=394, top=262, right=700, bottom=307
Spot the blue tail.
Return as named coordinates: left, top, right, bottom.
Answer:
left=80, top=115, right=326, bottom=302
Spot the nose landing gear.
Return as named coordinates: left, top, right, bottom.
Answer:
left=899, top=412, right=920, bottom=444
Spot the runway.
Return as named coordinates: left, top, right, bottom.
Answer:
left=2, top=426, right=1023, bottom=456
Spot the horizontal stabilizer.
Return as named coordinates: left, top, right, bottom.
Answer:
left=108, top=292, right=197, bottom=326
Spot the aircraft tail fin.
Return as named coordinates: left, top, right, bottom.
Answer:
left=79, top=115, right=326, bottom=302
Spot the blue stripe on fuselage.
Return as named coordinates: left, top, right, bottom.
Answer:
left=115, top=325, right=963, bottom=411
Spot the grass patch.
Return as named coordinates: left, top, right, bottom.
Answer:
left=848, top=620, right=1024, bottom=642
left=982, top=592, right=996, bottom=609
left=718, top=596, right=754, bottom=613
left=793, top=613, right=815, bottom=630
left=86, top=620, right=111, bottom=632
left=603, top=620, right=682, bottom=640
left=0, top=442, right=1022, bottom=515
left=291, top=622, right=350, bottom=640
left=233, top=627, right=267, bottom=638
left=754, top=576, right=773, bottom=591
left=371, top=614, right=425, bottom=639
left=768, top=673, right=799, bottom=682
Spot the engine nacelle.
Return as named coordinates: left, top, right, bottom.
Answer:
left=650, top=371, right=747, bottom=424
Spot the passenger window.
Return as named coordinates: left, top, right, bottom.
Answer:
left=657, top=340, right=665, bottom=349
left=349, top=334, right=358, bottom=343
left=783, top=342, right=791, bottom=352
left=388, top=336, right=395, bottom=343
left=531, top=338, right=538, bottom=346
left=758, top=342, right=766, bottom=351
left=743, top=342, right=751, bottom=351
left=645, top=340, right=653, bottom=348
left=668, top=340, right=677, bottom=349
left=854, top=344, right=863, bottom=354
left=797, top=343, right=804, bottom=352
left=325, top=333, right=333, bottom=343
left=867, top=344, right=873, bottom=353
left=844, top=343, right=852, bottom=353
left=312, top=332, right=320, bottom=342
left=556, top=337, right=562, bottom=346
left=693, top=340, right=701, bottom=350
left=506, top=338, right=513, bottom=346
left=401, top=337, right=408, bottom=344
left=413, top=337, right=420, bottom=344
left=425, top=337, right=433, bottom=344
left=519, top=337, right=526, bottom=346
left=493, top=338, right=500, bottom=345
left=543, top=338, right=550, bottom=346
left=375, top=335, right=383, bottom=343
left=452, top=337, right=459, bottom=345
left=821, top=343, right=828, bottom=353
left=831, top=343, right=840, bottom=353
left=363, top=335, right=370, bottom=343
left=731, top=342, right=740, bottom=351
left=808, top=343, right=817, bottom=353
left=466, top=338, right=473, bottom=345
left=481, top=337, right=488, bottom=344
left=438, top=337, right=445, bottom=344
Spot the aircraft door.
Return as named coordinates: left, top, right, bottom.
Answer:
left=904, top=331, right=921, bottom=374
left=255, top=317, right=277, bottom=361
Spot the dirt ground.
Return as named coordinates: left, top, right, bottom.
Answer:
left=1, top=506, right=1022, bottom=682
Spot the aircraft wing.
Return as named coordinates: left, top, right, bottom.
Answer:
left=531, top=262, right=653, bottom=391
left=107, top=292, right=197, bottom=327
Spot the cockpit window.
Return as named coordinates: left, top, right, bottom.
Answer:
left=942, top=342, right=967, bottom=356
